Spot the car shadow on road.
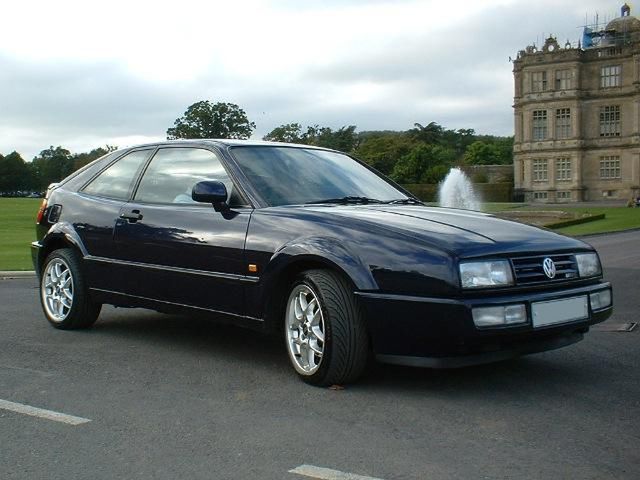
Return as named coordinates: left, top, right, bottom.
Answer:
left=89, top=306, right=601, bottom=397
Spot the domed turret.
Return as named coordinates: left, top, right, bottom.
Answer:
left=603, top=4, right=640, bottom=44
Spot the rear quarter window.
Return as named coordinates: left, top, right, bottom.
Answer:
left=82, top=149, right=153, bottom=200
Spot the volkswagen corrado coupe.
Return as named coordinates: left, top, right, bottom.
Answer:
left=32, top=140, right=613, bottom=385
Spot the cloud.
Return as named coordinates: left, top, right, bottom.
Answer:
left=0, top=0, right=620, bottom=159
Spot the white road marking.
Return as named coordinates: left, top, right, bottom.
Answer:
left=289, top=465, right=385, bottom=480
left=0, top=399, right=91, bottom=425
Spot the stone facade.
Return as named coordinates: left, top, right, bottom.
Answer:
left=512, top=6, right=640, bottom=203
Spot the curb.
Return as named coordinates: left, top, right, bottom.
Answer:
left=1, top=271, right=36, bottom=279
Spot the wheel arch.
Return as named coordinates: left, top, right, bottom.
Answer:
left=259, top=238, right=377, bottom=333
left=37, top=223, right=88, bottom=274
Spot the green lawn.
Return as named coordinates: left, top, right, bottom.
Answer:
left=1, top=198, right=639, bottom=271
left=0, top=198, right=41, bottom=270
left=543, top=206, right=640, bottom=236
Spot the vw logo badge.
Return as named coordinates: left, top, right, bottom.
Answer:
left=542, top=257, right=556, bottom=279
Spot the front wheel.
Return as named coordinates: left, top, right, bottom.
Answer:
left=284, top=269, right=368, bottom=386
left=40, top=248, right=101, bottom=329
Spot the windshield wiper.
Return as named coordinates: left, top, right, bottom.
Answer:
left=306, top=196, right=384, bottom=205
left=384, top=198, right=424, bottom=205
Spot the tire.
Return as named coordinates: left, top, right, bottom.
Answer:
left=40, top=248, right=101, bottom=329
left=284, top=269, right=368, bottom=386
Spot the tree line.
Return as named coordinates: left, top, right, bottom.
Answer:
left=0, top=146, right=116, bottom=194
left=1, top=100, right=513, bottom=194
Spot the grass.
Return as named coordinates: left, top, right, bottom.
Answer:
left=1, top=198, right=639, bottom=271
left=482, top=203, right=640, bottom=235
left=0, top=198, right=41, bottom=270
left=541, top=206, right=640, bottom=236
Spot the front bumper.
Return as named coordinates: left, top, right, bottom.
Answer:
left=356, top=281, right=613, bottom=368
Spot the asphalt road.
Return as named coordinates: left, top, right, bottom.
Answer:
left=1, top=231, right=639, bottom=480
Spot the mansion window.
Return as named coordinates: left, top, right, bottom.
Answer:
left=532, top=71, right=547, bottom=92
left=555, top=108, right=571, bottom=139
left=600, top=65, right=621, bottom=88
left=600, top=156, right=621, bottom=179
left=557, top=191, right=571, bottom=200
left=533, top=192, right=548, bottom=200
left=556, top=158, right=571, bottom=181
left=599, top=106, right=621, bottom=137
left=533, top=159, right=548, bottom=182
left=555, top=69, right=572, bottom=90
left=532, top=110, right=547, bottom=140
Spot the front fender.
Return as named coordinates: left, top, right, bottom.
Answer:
left=247, top=235, right=378, bottom=326
left=264, top=235, right=378, bottom=291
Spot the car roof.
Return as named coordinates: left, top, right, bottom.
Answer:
left=125, top=139, right=331, bottom=150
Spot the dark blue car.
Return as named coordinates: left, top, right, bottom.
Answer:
left=32, top=140, right=613, bottom=385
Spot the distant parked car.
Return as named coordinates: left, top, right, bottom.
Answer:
left=32, top=140, right=613, bottom=385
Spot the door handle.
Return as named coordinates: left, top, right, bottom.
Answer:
left=120, top=210, right=143, bottom=223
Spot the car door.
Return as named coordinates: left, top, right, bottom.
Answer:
left=112, top=146, right=253, bottom=316
left=75, top=148, right=156, bottom=292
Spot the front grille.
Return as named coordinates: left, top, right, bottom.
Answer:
left=511, top=254, right=579, bottom=285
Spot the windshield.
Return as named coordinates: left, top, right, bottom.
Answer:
left=230, top=146, right=408, bottom=206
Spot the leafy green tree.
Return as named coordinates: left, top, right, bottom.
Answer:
left=0, top=151, right=35, bottom=192
left=263, top=123, right=306, bottom=143
left=31, top=146, right=74, bottom=189
left=390, top=144, right=456, bottom=183
left=264, top=123, right=359, bottom=152
left=353, top=133, right=414, bottom=175
left=463, top=139, right=514, bottom=165
left=167, top=101, right=256, bottom=140
left=72, top=145, right=117, bottom=170
left=409, top=122, right=445, bottom=144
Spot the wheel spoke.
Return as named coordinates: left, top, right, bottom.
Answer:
left=307, top=344, right=316, bottom=368
left=54, top=263, right=63, bottom=280
left=294, top=296, right=304, bottom=321
left=305, top=298, right=317, bottom=320
left=311, top=325, right=324, bottom=342
left=298, top=291, right=308, bottom=312
left=309, top=338, right=323, bottom=355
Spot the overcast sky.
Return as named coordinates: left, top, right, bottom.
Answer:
left=0, top=0, right=618, bottom=159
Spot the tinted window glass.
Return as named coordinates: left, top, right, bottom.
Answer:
left=135, top=148, right=238, bottom=205
left=82, top=150, right=152, bottom=200
left=230, top=147, right=406, bottom=206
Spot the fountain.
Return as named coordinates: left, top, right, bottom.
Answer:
left=438, top=167, right=481, bottom=211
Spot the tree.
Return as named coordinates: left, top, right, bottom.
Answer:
left=167, top=101, right=256, bottom=140
left=263, top=123, right=306, bottom=143
left=31, top=146, right=74, bottom=189
left=409, top=122, right=445, bottom=144
left=463, top=139, right=514, bottom=165
left=353, top=133, right=413, bottom=175
left=0, top=151, right=35, bottom=192
left=390, top=144, right=456, bottom=184
left=264, top=123, right=359, bottom=152
left=72, top=145, right=117, bottom=170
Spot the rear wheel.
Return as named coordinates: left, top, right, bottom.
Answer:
left=40, top=248, right=101, bottom=329
left=284, top=269, right=368, bottom=386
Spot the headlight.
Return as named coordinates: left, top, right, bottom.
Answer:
left=459, top=260, right=514, bottom=288
left=575, top=253, right=602, bottom=277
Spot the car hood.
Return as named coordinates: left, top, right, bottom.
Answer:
left=301, top=205, right=590, bottom=257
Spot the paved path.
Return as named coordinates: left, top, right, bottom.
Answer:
left=1, top=232, right=638, bottom=479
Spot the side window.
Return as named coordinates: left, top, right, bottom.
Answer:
left=134, top=148, right=241, bottom=205
left=82, top=150, right=152, bottom=200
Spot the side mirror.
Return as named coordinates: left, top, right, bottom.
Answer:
left=192, top=181, right=229, bottom=212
